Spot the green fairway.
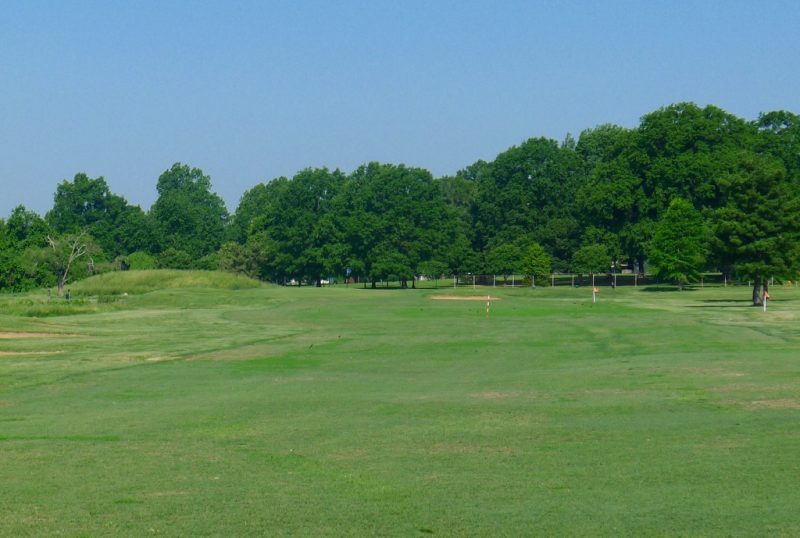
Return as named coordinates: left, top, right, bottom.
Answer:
left=1, top=275, right=800, bottom=536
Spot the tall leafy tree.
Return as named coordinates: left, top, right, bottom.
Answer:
left=711, top=152, right=800, bottom=304
left=228, top=182, right=279, bottom=244
left=571, top=244, right=610, bottom=274
left=149, top=163, right=229, bottom=258
left=484, top=243, right=523, bottom=279
left=335, top=163, right=458, bottom=288
left=647, top=198, right=707, bottom=289
left=471, top=138, right=582, bottom=261
left=756, top=110, right=800, bottom=179
left=521, top=242, right=552, bottom=287
left=247, top=169, right=345, bottom=285
left=46, top=172, right=152, bottom=257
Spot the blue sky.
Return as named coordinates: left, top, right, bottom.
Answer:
left=1, top=0, right=798, bottom=217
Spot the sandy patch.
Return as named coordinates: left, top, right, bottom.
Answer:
left=472, top=391, right=524, bottom=400
left=746, top=399, right=800, bottom=410
left=430, top=295, right=501, bottom=301
left=0, top=332, right=76, bottom=339
left=0, top=351, right=64, bottom=356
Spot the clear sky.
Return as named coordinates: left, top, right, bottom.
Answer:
left=1, top=0, right=798, bottom=217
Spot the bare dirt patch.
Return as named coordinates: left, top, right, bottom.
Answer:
left=746, top=399, right=800, bottom=410
left=430, top=296, right=501, bottom=301
left=472, top=391, right=525, bottom=400
left=0, top=332, right=76, bottom=339
left=0, top=351, right=64, bottom=356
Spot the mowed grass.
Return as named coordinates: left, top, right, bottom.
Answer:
left=1, top=278, right=800, bottom=536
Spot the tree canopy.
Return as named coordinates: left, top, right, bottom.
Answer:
left=3, top=102, right=800, bottom=298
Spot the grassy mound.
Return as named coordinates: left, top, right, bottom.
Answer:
left=70, top=269, right=264, bottom=296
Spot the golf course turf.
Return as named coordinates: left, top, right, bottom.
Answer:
left=1, top=272, right=799, bottom=536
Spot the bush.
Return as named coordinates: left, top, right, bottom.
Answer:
left=125, top=251, right=157, bottom=270
left=157, top=248, right=193, bottom=269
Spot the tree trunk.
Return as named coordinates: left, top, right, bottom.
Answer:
left=752, top=281, right=763, bottom=306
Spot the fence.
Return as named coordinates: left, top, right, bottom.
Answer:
left=438, top=273, right=758, bottom=289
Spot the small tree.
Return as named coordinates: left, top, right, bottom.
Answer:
left=521, top=243, right=552, bottom=287
left=647, top=198, right=706, bottom=290
left=42, top=231, right=93, bottom=296
left=417, top=259, right=449, bottom=288
left=571, top=244, right=610, bottom=274
left=485, top=243, right=523, bottom=283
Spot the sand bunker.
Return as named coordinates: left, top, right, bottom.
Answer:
left=430, top=295, right=501, bottom=301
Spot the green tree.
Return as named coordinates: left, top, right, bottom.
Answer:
left=0, top=206, right=54, bottom=291
left=471, top=138, right=582, bottom=258
left=247, top=169, right=345, bottom=285
left=485, top=243, right=523, bottom=279
left=521, top=243, right=552, bottom=287
left=149, top=163, right=229, bottom=259
left=571, top=244, right=610, bottom=274
left=157, top=247, right=193, bottom=269
left=228, top=182, right=277, bottom=244
left=710, top=153, right=800, bottom=305
left=336, top=163, right=457, bottom=288
left=647, top=198, right=707, bottom=289
left=46, top=173, right=154, bottom=257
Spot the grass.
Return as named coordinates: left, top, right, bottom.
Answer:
left=1, top=276, right=800, bottom=536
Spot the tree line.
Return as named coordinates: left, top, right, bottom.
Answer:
left=2, top=102, right=799, bottom=303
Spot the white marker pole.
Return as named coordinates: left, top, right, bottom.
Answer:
left=486, top=295, right=491, bottom=318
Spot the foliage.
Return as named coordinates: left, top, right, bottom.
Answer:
left=710, top=152, right=800, bottom=302
left=571, top=244, right=610, bottom=274
left=2, top=102, right=800, bottom=303
left=521, top=242, right=552, bottom=285
left=647, top=198, right=707, bottom=289
left=125, top=251, right=157, bottom=270
left=46, top=173, right=152, bottom=257
left=157, top=247, right=193, bottom=269
left=149, top=163, right=229, bottom=258
left=484, top=243, right=523, bottom=276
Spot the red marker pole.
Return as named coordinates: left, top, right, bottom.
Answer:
left=592, top=287, right=599, bottom=304
left=763, top=290, right=769, bottom=313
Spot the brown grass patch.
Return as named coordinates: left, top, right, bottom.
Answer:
left=746, top=399, right=800, bottom=410
left=430, top=295, right=501, bottom=301
left=0, top=351, right=63, bottom=356
left=472, top=391, right=529, bottom=400
left=0, top=332, right=76, bottom=339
